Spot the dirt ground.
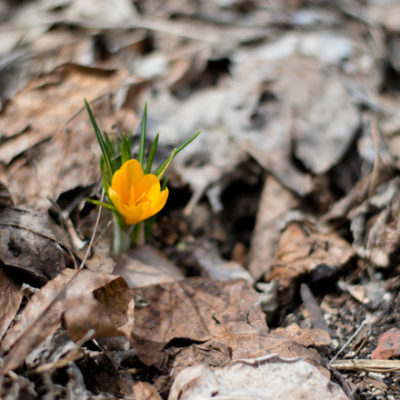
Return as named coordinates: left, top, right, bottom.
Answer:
left=0, top=1, right=400, bottom=399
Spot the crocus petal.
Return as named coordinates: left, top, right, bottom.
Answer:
left=109, top=159, right=169, bottom=226
left=154, top=188, right=169, bottom=214
left=136, top=174, right=160, bottom=200
left=125, top=159, right=144, bottom=187
left=108, top=187, right=123, bottom=213
left=123, top=203, right=148, bottom=225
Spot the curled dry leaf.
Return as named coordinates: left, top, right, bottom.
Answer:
left=265, top=221, right=355, bottom=302
left=0, top=207, right=72, bottom=286
left=0, top=268, right=133, bottom=374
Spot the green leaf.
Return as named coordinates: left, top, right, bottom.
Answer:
left=86, top=198, right=116, bottom=211
left=154, top=130, right=201, bottom=178
left=145, top=133, right=159, bottom=174
left=138, top=103, right=148, bottom=168
left=161, top=176, right=169, bottom=190
left=84, top=99, right=113, bottom=181
left=176, top=130, right=201, bottom=155
left=121, top=134, right=131, bottom=165
left=155, top=148, right=176, bottom=179
left=104, top=131, right=118, bottom=172
left=144, top=216, right=155, bottom=241
left=100, top=156, right=110, bottom=191
left=131, top=222, right=142, bottom=244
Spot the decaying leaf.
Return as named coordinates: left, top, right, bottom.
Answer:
left=0, top=207, right=72, bottom=286
left=131, top=278, right=267, bottom=366
left=64, top=271, right=134, bottom=341
left=192, top=240, right=253, bottom=282
left=248, top=175, right=299, bottom=279
left=265, top=220, right=355, bottom=300
left=0, top=181, right=13, bottom=207
left=0, top=268, right=133, bottom=373
left=169, top=356, right=349, bottom=400
left=350, top=177, right=400, bottom=267
left=133, top=381, right=162, bottom=400
left=1, top=64, right=141, bottom=209
left=0, top=268, right=22, bottom=341
left=270, top=323, right=331, bottom=347
left=114, top=245, right=184, bottom=288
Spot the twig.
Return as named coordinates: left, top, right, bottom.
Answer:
left=331, top=359, right=400, bottom=373
left=330, top=320, right=368, bottom=365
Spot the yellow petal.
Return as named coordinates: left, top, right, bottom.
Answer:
left=124, top=202, right=150, bottom=225
left=109, top=159, right=168, bottom=225
left=153, top=187, right=169, bottom=214
left=136, top=174, right=159, bottom=200
left=108, top=187, right=123, bottom=214
left=124, top=159, right=144, bottom=187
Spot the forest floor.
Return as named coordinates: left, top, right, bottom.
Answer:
left=0, top=1, right=400, bottom=399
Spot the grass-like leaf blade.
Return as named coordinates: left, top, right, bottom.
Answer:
left=145, top=133, right=159, bottom=174
left=121, top=134, right=131, bottom=165
left=86, top=198, right=115, bottom=211
left=84, top=99, right=113, bottom=181
left=138, top=103, right=147, bottom=168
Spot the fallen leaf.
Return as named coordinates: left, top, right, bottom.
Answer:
left=265, top=221, right=355, bottom=299
left=0, top=207, right=72, bottom=286
left=169, top=356, right=348, bottom=400
left=131, top=278, right=267, bottom=366
left=133, top=381, right=162, bottom=400
left=0, top=181, right=13, bottom=207
left=270, top=324, right=331, bottom=347
left=0, top=268, right=23, bottom=341
left=350, top=177, right=400, bottom=267
left=114, top=245, right=184, bottom=288
left=64, top=271, right=134, bottom=341
left=248, top=175, right=299, bottom=279
left=0, top=268, right=134, bottom=373
left=192, top=240, right=253, bottom=282
left=1, top=64, right=139, bottom=209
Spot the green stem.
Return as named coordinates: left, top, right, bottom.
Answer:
left=112, top=216, right=130, bottom=254
left=131, top=222, right=144, bottom=246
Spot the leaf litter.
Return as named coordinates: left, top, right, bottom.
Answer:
left=1, top=0, right=400, bottom=399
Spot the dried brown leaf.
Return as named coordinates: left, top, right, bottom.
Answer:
left=270, top=324, right=331, bottom=347
left=0, top=207, right=72, bottom=286
left=0, top=268, right=22, bottom=341
left=1, top=269, right=133, bottom=373
left=133, top=381, right=162, bottom=400
left=64, top=271, right=134, bottom=341
left=266, top=221, right=355, bottom=300
left=114, top=245, right=184, bottom=288
left=0, top=64, right=140, bottom=209
left=169, top=356, right=348, bottom=400
left=248, top=175, right=299, bottom=279
left=132, top=278, right=268, bottom=366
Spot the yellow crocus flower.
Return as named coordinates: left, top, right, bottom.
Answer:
left=108, top=159, right=169, bottom=225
